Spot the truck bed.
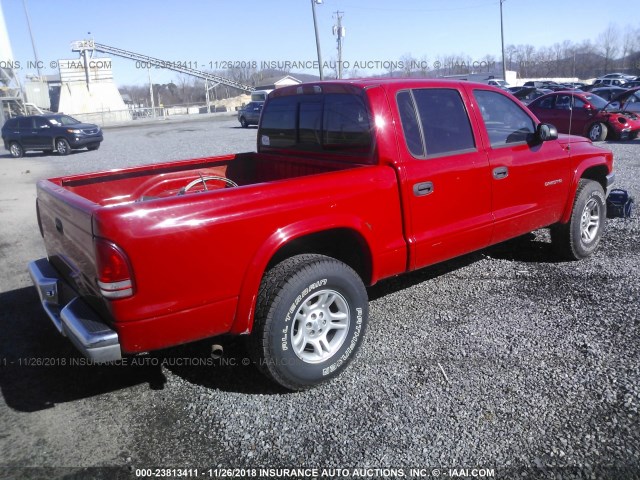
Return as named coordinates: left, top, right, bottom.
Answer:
left=50, top=152, right=363, bottom=207
left=35, top=151, right=403, bottom=354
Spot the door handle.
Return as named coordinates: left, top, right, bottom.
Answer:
left=493, top=166, right=509, bottom=180
left=413, top=181, right=434, bottom=196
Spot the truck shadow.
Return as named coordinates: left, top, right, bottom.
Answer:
left=0, top=287, right=283, bottom=412
left=155, top=339, right=287, bottom=395
left=369, top=231, right=561, bottom=300
left=0, top=286, right=168, bottom=412
left=483, top=231, right=562, bottom=263
left=0, top=234, right=558, bottom=411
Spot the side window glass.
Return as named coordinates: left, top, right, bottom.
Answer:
left=556, top=95, right=571, bottom=110
left=397, top=90, right=424, bottom=157
left=536, top=96, right=555, bottom=109
left=17, top=118, right=32, bottom=129
left=412, top=88, right=476, bottom=157
left=573, top=97, right=585, bottom=109
left=34, top=117, right=48, bottom=128
left=474, top=90, right=535, bottom=147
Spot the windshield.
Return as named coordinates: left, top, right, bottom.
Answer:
left=583, top=94, right=609, bottom=110
left=48, top=115, right=81, bottom=126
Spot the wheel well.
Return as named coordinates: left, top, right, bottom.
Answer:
left=581, top=165, right=608, bottom=192
left=267, top=228, right=372, bottom=285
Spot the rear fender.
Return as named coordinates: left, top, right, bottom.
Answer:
left=229, top=215, right=375, bottom=335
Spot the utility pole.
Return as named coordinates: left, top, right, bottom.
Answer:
left=148, top=65, right=156, bottom=118
left=333, top=11, right=345, bottom=79
left=500, top=0, right=507, bottom=82
left=311, top=0, right=324, bottom=80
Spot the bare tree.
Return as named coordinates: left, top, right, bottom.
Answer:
left=399, top=53, right=416, bottom=78
left=620, top=26, right=636, bottom=69
left=504, top=44, right=517, bottom=71
left=598, top=23, right=620, bottom=74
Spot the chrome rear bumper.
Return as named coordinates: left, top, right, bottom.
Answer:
left=28, top=258, right=122, bottom=363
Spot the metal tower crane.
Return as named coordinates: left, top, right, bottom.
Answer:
left=70, top=40, right=255, bottom=93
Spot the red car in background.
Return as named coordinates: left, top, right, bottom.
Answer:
left=528, top=91, right=640, bottom=141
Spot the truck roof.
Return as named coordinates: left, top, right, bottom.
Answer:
left=269, top=78, right=502, bottom=98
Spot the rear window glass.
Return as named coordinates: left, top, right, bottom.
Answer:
left=259, top=93, right=372, bottom=155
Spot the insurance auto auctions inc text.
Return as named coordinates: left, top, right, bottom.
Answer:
left=185, top=467, right=497, bottom=478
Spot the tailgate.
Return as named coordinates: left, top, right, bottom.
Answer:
left=36, top=179, right=100, bottom=299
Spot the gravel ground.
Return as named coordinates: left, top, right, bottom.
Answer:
left=0, top=117, right=638, bottom=479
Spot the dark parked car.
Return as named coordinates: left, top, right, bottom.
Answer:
left=610, top=87, right=640, bottom=114
left=528, top=91, right=640, bottom=141
left=237, top=101, right=264, bottom=128
left=590, top=87, right=628, bottom=101
left=522, top=80, right=565, bottom=91
left=622, top=80, right=640, bottom=89
left=2, top=114, right=103, bottom=158
left=511, top=87, right=552, bottom=105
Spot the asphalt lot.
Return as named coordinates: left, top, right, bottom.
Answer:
left=0, top=114, right=638, bottom=479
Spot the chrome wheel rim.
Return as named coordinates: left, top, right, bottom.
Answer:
left=580, top=198, right=600, bottom=243
left=290, top=289, right=350, bottom=364
left=57, top=140, right=67, bottom=154
left=589, top=125, right=601, bottom=141
left=10, top=144, right=21, bottom=157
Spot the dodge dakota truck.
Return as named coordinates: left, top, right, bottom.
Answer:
left=29, top=79, right=614, bottom=390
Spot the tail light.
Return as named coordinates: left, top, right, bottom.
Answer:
left=94, top=238, right=134, bottom=299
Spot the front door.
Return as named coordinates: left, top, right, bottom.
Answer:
left=470, top=88, right=570, bottom=244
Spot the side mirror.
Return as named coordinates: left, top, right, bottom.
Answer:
left=537, top=123, right=558, bottom=142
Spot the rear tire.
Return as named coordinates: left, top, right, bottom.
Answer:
left=247, top=254, right=368, bottom=390
left=56, top=138, right=70, bottom=155
left=587, top=122, right=607, bottom=142
left=9, top=142, right=23, bottom=158
left=239, top=117, right=248, bottom=128
left=551, top=179, right=606, bottom=260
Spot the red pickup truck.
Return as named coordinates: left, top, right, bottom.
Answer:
left=29, top=80, right=614, bottom=390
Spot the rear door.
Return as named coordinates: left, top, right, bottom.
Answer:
left=470, top=87, right=570, bottom=244
left=393, top=86, right=493, bottom=270
left=17, top=117, right=37, bottom=148
left=32, top=116, right=54, bottom=149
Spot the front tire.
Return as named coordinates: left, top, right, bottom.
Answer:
left=56, top=138, right=70, bottom=155
left=9, top=142, right=24, bottom=158
left=551, top=179, right=606, bottom=260
left=248, top=254, right=369, bottom=390
left=588, top=122, right=607, bottom=142
left=239, top=117, right=248, bottom=128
